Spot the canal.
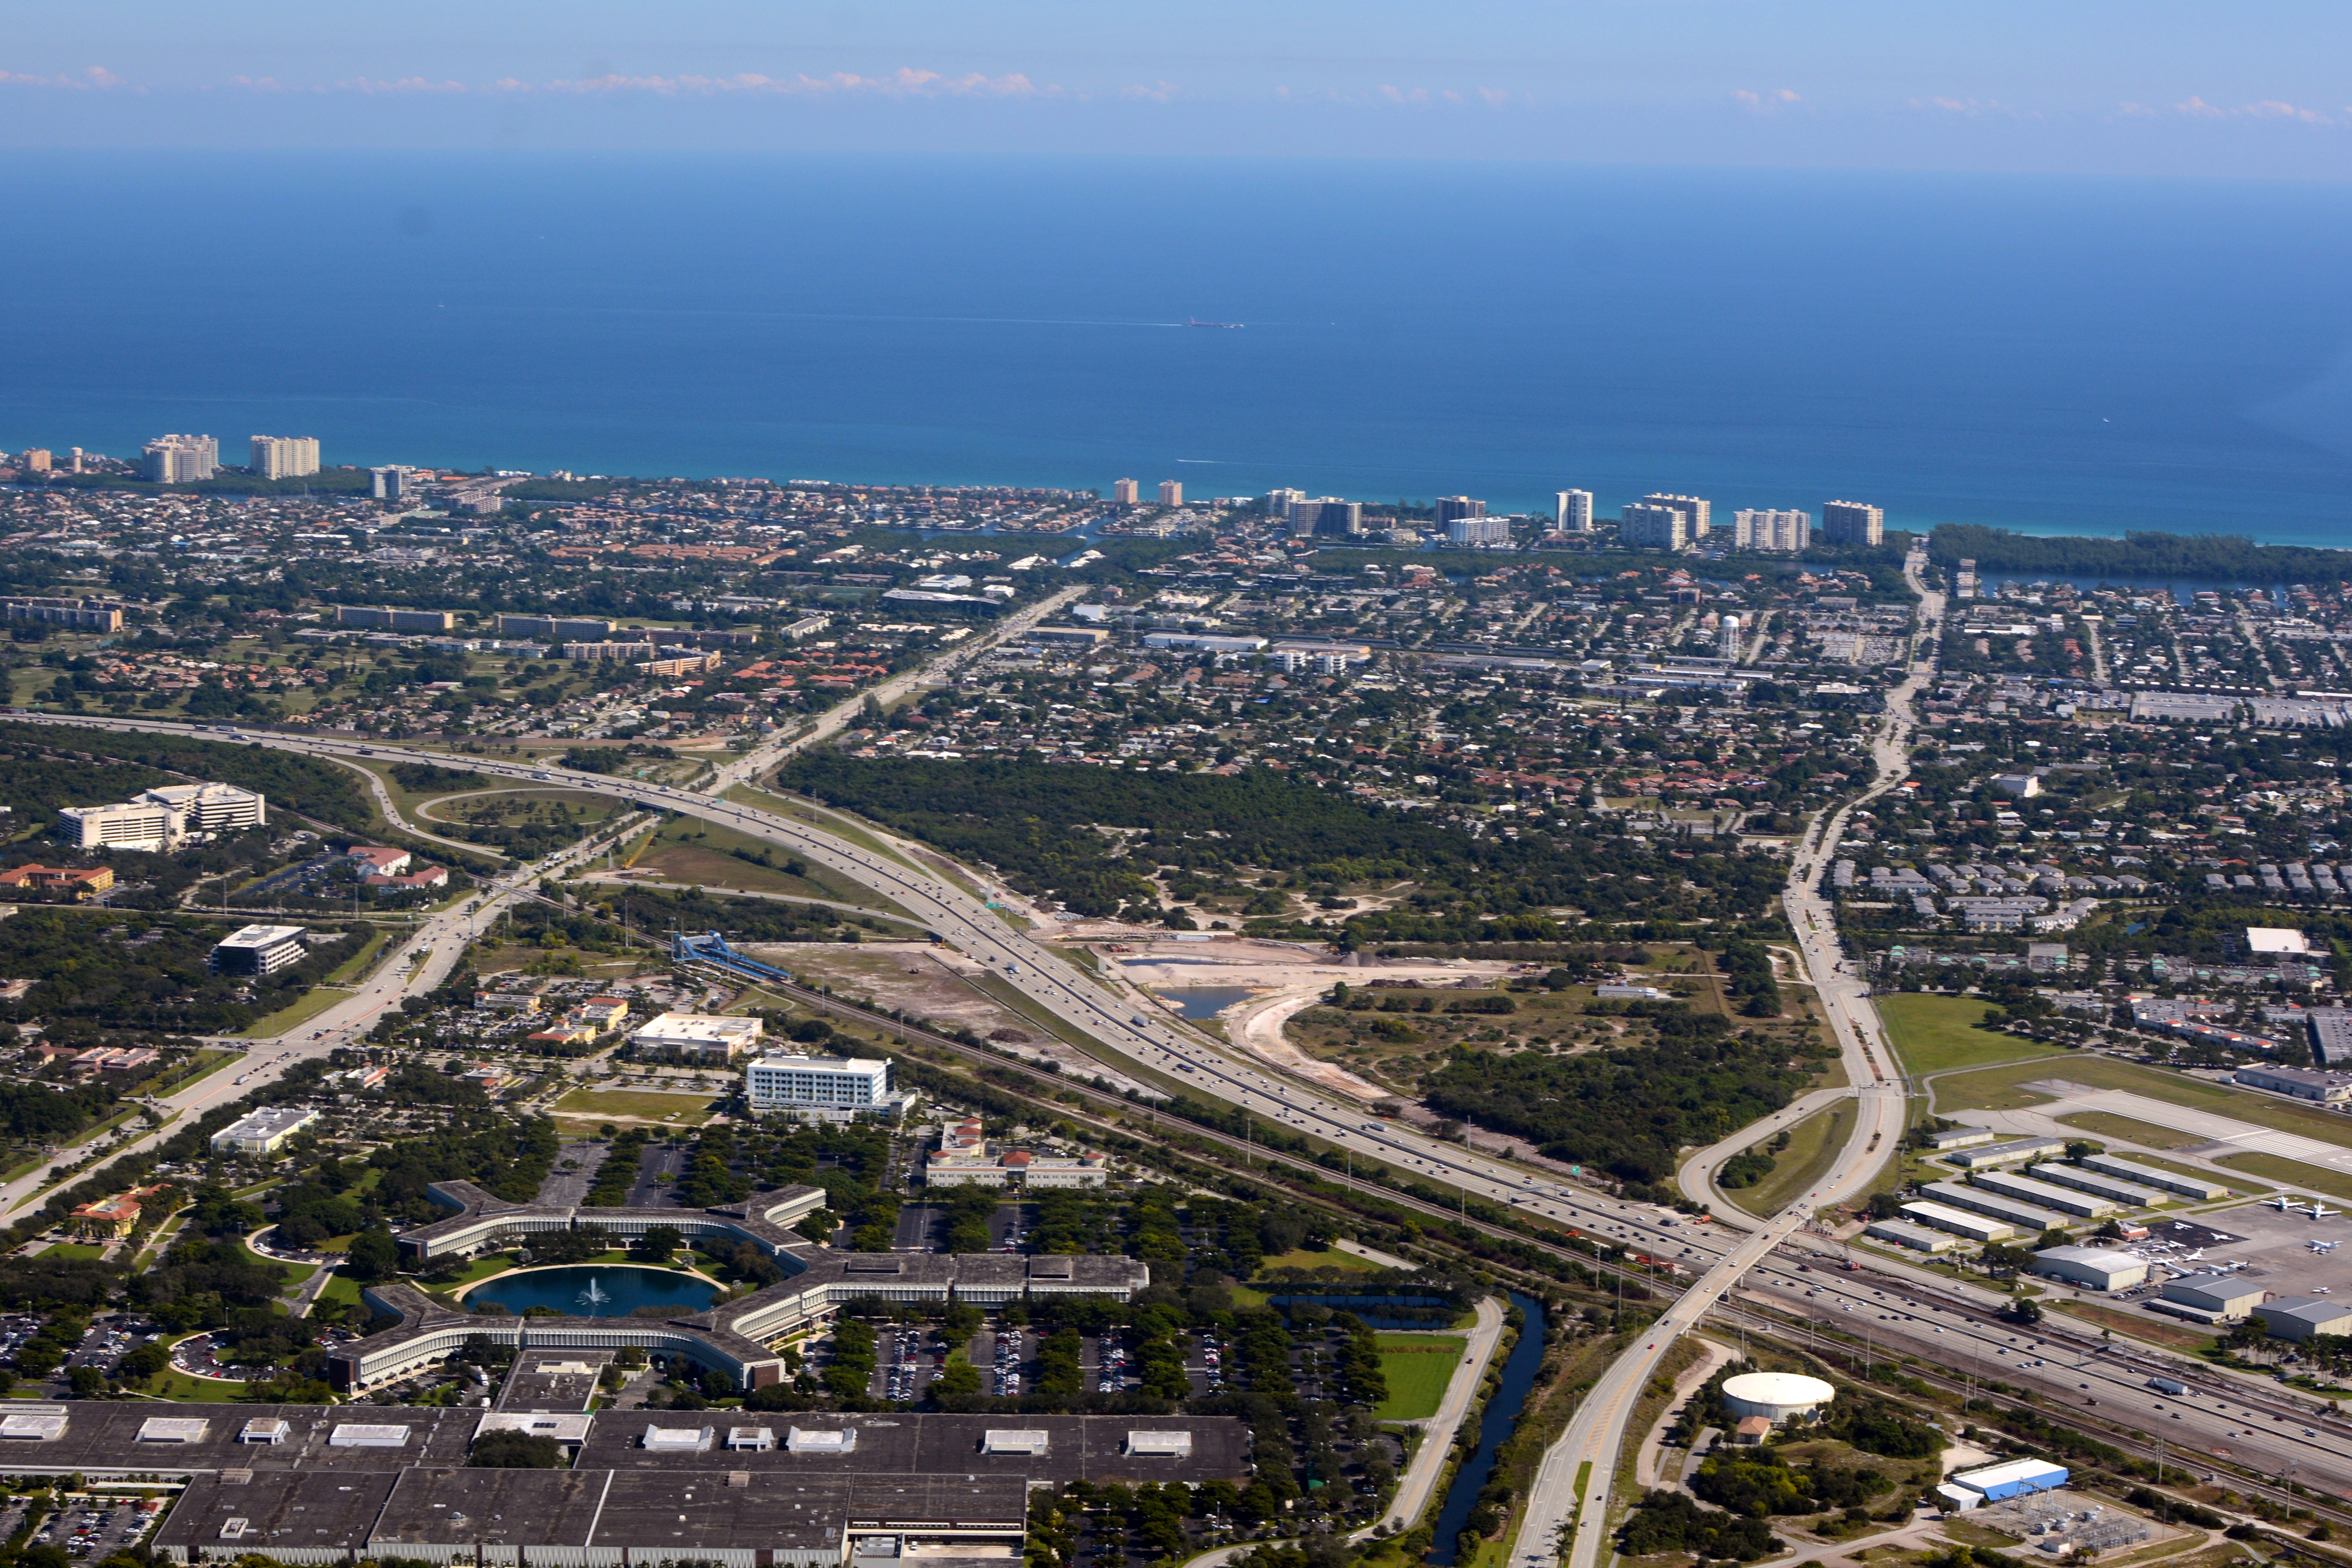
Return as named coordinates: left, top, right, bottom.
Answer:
left=1428, top=1292, right=1546, bottom=1566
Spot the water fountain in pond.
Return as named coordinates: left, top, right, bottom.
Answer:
left=580, top=1277, right=610, bottom=1312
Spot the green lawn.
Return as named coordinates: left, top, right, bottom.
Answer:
left=42, top=1244, right=104, bottom=1261
left=1724, top=1102, right=1855, bottom=1219
left=1877, top=994, right=2059, bottom=1079
left=1254, top=1248, right=1388, bottom=1276
left=1373, top=1332, right=1466, bottom=1422
left=551, top=1087, right=719, bottom=1126
left=324, top=928, right=392, bottom=985
left=317, top=1270, right=364, bottom=1310
left=239, top=982, right=354, bottom=1040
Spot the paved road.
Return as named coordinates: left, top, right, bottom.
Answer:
left=1506, top=546, right=1941, bottom=1568
left=708, top=585, right=1084, bottom=796
left=0, top=808, right=636, bottom=1222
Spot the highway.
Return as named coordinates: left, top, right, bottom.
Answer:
left=14, top=554, right=2347, bottom=1517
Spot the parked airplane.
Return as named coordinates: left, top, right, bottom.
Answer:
left=2312, top=1241, right=2341, bottom=1254
left=2307, top=1202, right=2339, bottom=1220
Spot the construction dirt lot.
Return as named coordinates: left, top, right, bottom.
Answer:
left=741, top=941, right=1160, bottom=1097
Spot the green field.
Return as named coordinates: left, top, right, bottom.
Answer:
left=1724, top=1102, right=1854, bottom=1219
left=1373, top=1332, right=1466, bottom=1422
left=1932, top=1054, right=2352, bottom=1151
left=240, top=981, right=355, bottom=1040
left=2053, top=1109, right=2200, bottom=1150
left=2217, top=1152, right=2352, bottom=1205
left=1877, top=994, right=2060, bottom=1080
left=551, top=1087, right=718, bottom=1126
left=1254, top=1248, right=1389, bottom=1276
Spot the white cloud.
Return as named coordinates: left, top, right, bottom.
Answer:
left=0, top=65, right=122, bottom=89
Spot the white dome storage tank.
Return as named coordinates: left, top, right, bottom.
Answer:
left=1721, top=1372, right=1835, bottom=1423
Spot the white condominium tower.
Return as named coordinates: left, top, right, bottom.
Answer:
left=1553, top=490, right=1593, bottom=532
left=1637, top=492, right=1711, bottom=539
left=1732, top=508, right=1810, bottom=552
left=250, top=436, right=320, bottom=480
left=141, top=434, right=217, bottom=483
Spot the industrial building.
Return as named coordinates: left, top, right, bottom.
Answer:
left=2023, top=1163, right=2168, bottom=1208
left=1944, top=1135, right=2064, bottom=1169
left=2308, top=1006, right=2352, bottom=1067
left=2233, top=1063, right=2352, bottom=1103
left=1917, top=1179, right=2071, bottom=1235
left=2252, top=1296, right=2352, bottom=1341
left=1938, top=1459, right=2068, bottom=1511
left=2031, top=1245, right=2150, bottom=1292
left=1720, top=1372, right=1834, bottom=1424
left=2077, top=1152, right=2230, bottom=1202
left=630, top=1011, right=766, bottom=1060
left=1920, top=1126, right=1996, bottom=1152
left=2151, top=1271, right=2266, bottom=1324
left=1897, top=1200, right=2015, bottom=1244
left=1863, top=1218, right=1960, bottom=1253
left=1970, top=1167, right=2116, bottom=1220
left=0, top=1401, right=1250, bottom=1566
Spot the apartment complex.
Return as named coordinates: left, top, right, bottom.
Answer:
left=1446, top=515, right=1513, bottom=547
left=1291, top=498, right=1363, bottom=537
left=1637, top=492, right=1711, bottom=539
left=1732, top=508, right=1811, bottom=552
left=1, top=596, right=123, bottom=632
left=141, top=435, right=217, bottom=484
left=369, top=465, right=415, bottom=500
left=335, top=605, right=456, bottom=632
left=1553, top=490, right=1593, bottom=532
left=1434, top=496, right=1487, bottom=523
left=1822, top=499, right=1885, bottom=545
left=1157, top=480, right=1182, bottom=506
left=497, top=613, right=618, bottom=641
left=1619, top=502, right=1689, bottom=551
left=1111, top=478, right=1139, bottom=505
left=59, top=782, right=267, bottom=852
left=249, top=436, right=320, bottom=480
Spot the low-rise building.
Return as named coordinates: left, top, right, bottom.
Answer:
left=69, top=1185, right=164, bottom=1241
left=1897, top=1200, right=2015, bottom=1244
left=1971, top=1167, right=2116, bottom=1220
left=2152, top=1271, right=2266, bottom=1324
left=1945, top=1135, right=2064, bottom=1169
left=2024, top=1163, right=2167, bottom=1207
left=631, top=1012, right=765, bottom=1060
left=1921, top=1126, right=1996, bottom=1152
left=1864, top=1218, right=1960, bottom=1253
left=2077, top=1152, right=2230, bottom=1202
left=0, top=864, right=115, bottom=900
left=1917, top=1179, right=2071, bottom=1235
left=2234, top=1064, right=2352, bottom=1103
left=210, top=1105, right=320, bottom=1155
left=2252, top=1296, right=2352, bottom=1341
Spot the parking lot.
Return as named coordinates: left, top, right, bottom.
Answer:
left=30, top=1495, right=162, bottom=1559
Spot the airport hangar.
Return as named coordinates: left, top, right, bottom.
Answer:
left=0, top=1402, right=1249, bottom=1567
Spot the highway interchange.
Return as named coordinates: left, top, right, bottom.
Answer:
left=12, top=553, right=2352, bottom=1535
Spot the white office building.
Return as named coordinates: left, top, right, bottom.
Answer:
left=142, top=435, right=218, bottom=483
left=249, top=436, right=320, bottom=480
left=208, top=924, right=308, bottom=977
left=1553, top=490, right=1593, bottom=532
left=1732, top=508, right=1810, bottom=552
left=209, top=1105, right=321, bottom=1155
left=745, top=1052, right=917, bottom=1123
left=61, top=783, right=266, bottom=851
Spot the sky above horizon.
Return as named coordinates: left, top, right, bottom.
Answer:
left=3, top=2, right=2351, bottom=179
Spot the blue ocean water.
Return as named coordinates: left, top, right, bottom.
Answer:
left=3, top=151, right=2352, bottom=545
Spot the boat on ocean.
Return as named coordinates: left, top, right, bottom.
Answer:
left=1187, top=317, right=1244, bottom=329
